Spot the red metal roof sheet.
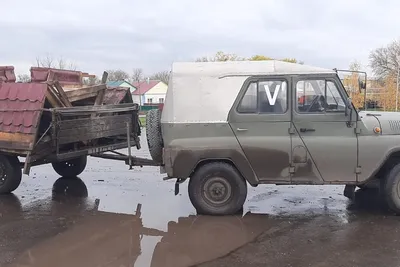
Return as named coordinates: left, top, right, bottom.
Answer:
left=30, top=67, right=83, bottom=87
left=0, top=83, right=47, bottom=134
left=0, top=66, right=16, bottom=83
left=132, top=80, right=160, bottom=95
left=104, top=87, right=131, bottom=105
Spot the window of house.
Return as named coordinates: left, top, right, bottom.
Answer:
left=237, top=80, right=288, bottom=114
left=148, top=98, right=153, bottom=104
left=296, top=79, right=345, bottom=113
left=159, top=98, right=164, bottom=103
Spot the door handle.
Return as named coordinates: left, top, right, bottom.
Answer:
left=300, top=128, right=315, bottom=132
left=236, top=128, right=248, bottom=132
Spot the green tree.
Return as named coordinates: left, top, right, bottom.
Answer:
left=248, top=55, right=273, bottom=61
left=195, top=51, right=245, bottom=62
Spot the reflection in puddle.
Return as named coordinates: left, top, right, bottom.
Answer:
left=1, top=179, right=393, bottom=267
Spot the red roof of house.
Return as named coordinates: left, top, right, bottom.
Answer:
left=0, top=83, right=47, bottom=134
left=132, top=80, right=160, bottom=95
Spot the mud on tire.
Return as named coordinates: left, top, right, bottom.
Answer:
left=188, top=162, right=247, bottom=216
left=146, top=109, right=163, bottom=164
left=0, top=155, right=22, bottom=194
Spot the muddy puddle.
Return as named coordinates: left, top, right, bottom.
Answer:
left=0, top=132, right=397, bottom=267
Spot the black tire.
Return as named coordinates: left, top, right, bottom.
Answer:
left=146, top=109, right=163, bottom=163
left=383, top=163, right=400, bottom=215
left=0, top=155, right=22, bottom=194
left=52, top=156, right=87, bottom=177
left=188, top=162, right=247, bottom=215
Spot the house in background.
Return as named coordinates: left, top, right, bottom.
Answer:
left=132, top=80, right=168, bottom=105
left=106, top=80, right=137, bottom=92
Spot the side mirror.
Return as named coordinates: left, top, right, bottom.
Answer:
left=345, top=97, right=352, bottom=117
left=358, top=78, right=366, bottom=92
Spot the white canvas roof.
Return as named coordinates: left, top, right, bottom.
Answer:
left=161, top=60, right=335, bottom=123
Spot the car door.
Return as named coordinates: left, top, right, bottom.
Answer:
left=228, top=75, right=292, bottom=183
left=291, top=74, right=358, bottom=183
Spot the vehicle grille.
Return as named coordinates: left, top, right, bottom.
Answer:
left=389, top=120, right=400, bottom=132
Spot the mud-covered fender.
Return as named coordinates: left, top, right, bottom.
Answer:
left=164, top=147, right=259, bottom=186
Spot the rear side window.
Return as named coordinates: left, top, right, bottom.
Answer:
left=237, top=80, right=288, bottom=114
left=237, top=82, right=257, bottom=113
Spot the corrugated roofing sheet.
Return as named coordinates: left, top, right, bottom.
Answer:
left=0, top=83, right=47, bottom=134
left=103, top=87, right=130, bottom=105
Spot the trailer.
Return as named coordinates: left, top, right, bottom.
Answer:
left=0, top=67, right=157, bottom=194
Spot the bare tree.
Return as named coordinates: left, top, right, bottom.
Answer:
left=131, top=68, right=144, bottom=83
left=83, top=76, right=101, bottom=86
left=369, top=39, right=400, bottom=80
left=35, top=53, right=77, bottom=70
left=106, top=69, right=130, bottom=81
left=149, top=70, right=170, bottom=84
left=17, top=74, right=31, bottom=83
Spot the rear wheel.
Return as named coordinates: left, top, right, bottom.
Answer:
left=382, top=163, right=400, bottom=215
left=52, top=156, right=87, bottom=177
left=188, top=162, right=247, bottom=215
left=0, top=155, right=22, bottom=194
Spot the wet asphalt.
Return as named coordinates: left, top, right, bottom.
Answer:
left=1, top=131, right=400, bottom=267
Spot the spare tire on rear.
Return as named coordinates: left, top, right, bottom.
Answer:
left=146, top=109, right=163, bottom=164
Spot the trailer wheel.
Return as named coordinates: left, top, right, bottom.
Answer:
left=146, top=109, right=163, bottom=164
left=0, top=155, right=22, bottom=194
left=188, top=162, right=247, bottom=215
left=52, top=156, right=87, bottom=177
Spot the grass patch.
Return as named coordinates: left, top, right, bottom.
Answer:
left=139, top=116, right=146, bottom=127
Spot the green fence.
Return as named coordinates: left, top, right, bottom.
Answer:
left=139, top=105, right=160, bottom=112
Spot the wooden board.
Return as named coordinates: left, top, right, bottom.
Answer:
left=57, top=114, right=131, bottom=145
left=0, top=132, right=35, bottom=152
left=65, top=85, right=106, bottom=102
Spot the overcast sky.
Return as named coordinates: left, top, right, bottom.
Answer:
left=1, top=0, right=399, bottom=77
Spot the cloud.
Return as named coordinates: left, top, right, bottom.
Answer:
left=1, top=0, right=400, bottom=77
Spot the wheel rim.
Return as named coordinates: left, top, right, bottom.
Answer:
left=0, top=161, right=7, bottom=186
left=202, top=177, right=232, bottom=206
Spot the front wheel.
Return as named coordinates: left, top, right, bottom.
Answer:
left=52, top=156, right=87, bottom=177
left=382, top=163, right=400, bottom=215
left=188, top=162, right=247, bottom=215
left=0, top=155, right=22, bottom=194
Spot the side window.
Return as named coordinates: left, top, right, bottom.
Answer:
left=237, top=80, right=288, bottom=114
left=326, top=81, right=345, bottom=112
left=237, top=82, right=257, bottom=113
left=258, top=80, right=287, bottom=113
left=296, top=79, right=345, bottom=113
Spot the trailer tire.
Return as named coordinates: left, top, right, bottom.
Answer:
left=52, top=156, right=87, bottom=177
left=146, top=109, right=163, bottom=164
left=0, top=155, right=22, bottom=194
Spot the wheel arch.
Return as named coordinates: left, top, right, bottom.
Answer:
left=189, top=158, right=258, bottom=187
left=372, top=149, right=400, bottom=182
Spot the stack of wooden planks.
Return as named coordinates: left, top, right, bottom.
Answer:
left=45, top=70, right=109, bottom=108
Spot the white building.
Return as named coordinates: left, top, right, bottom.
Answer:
left=132, top=80, right=168, bottom=105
